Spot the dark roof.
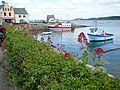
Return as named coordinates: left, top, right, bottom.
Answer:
left=0, top=5, right=3, bottom=9
left=47, top=15, right=55, bottom=22
left=47, top=15, right=55, bottom=19
left=14, top=8, right=28, bottom=15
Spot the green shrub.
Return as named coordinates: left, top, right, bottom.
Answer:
left=3, top=24, right=120, bottom=90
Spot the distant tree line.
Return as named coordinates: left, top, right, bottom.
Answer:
left=73, top=16, right=120, bottom=20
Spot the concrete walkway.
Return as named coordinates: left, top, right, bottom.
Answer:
left=0, top=47, right=16, bottom=90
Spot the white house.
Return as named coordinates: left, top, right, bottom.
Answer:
left=14, top=8, right=29, bottom=23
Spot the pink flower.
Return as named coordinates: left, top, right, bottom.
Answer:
left=78, top=32, right=87, bottom=42
left=94, top=48, right=105, bottom=55
left=78, top=37, right=82, bottom=42
left=24, top=32, right=27, bottom=37
left=86, top=41, right=90, bottom=45
left=48, top=36, right=51, bottom=41
left=2, top=44, right=7, bottom=51
left=84, top=37, right=87, bottom=41
left=51, top=44, right=56, bottom=48
left=84, top=40, right=90, bottom=45
left=78, top=32, right=85, bottom=37
left=2, top=44, right=7, bottom=49
left=31, top=31, right=39, bottom=36
left=41, top=37, right=44, bottom=41
left=78, top=32, right=89, bottom=46
left=63, top=51, right=71, bottom=58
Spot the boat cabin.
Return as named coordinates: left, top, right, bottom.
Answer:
left=89, top=28, right=98, bottom=35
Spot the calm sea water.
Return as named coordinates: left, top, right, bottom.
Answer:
left=38, top=20, right=120, bottom=78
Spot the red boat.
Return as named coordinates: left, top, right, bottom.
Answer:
left=48, top=23, right=71, bottom=28
left=48, top=22, right=72, bottom=32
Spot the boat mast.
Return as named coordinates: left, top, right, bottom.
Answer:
left=94, top=18, right=97, bottom=28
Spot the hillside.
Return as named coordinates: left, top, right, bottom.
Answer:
left=73, top=16, right=120, bottom=20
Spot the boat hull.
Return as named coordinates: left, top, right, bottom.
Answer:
left=48, top=26, right=71, bottom=28
left=87, top=33, right=114, bottom=42
left=48, top=28, right=71, bottom=32
left=41, top=31, right=52, bottom=35
left=48, top=23, right=71, bottom=31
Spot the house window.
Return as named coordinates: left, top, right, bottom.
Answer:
left=23, top=15, right=26, bottom=18
left=3, top=8, right=4, bottom=11
left=9, top=12, right=11, bottom=16
left=19, top=15, right=21, bottom=18
left=8, top=8, right=9, bottom=11
left=4, top=12, right=6, bottom=16
left=5, top=8, right=7, bottom=11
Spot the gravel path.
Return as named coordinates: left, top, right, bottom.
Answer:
left=0, top=47, right=16, bottom=90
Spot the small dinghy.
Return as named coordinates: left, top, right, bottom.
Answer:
left=41, top=31, right=52, bottom=35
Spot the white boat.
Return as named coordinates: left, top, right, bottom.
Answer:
left=41, top=31, right=52, bottom=35
left=48, top=19, right=71, bottom=31
left=87, top=20, right=114, bottom=42
left=48, top=22, right=71, bottom=28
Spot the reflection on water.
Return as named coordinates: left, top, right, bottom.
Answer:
left=88, top=40, right=113, bottom=49
left=49, top=28, right=72, bottom=32
left=36, top=20, right=120, bottom=78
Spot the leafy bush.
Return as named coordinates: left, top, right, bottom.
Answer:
left=3, top=24, right=120, bottom=90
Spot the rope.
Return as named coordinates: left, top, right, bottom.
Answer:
left=105, top=48, right=120, bottom=53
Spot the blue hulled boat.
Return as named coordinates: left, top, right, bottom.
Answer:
left=87, top=33, right=114, bottom=42
left=87, top=20, right=114, bottom=42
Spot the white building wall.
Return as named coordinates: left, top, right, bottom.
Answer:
left=15, top=14, right=29, bottom=23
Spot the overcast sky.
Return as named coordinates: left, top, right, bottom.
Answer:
left=2, top=0, right=120, bottom=20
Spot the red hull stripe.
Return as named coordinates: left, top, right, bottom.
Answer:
left=48, top=26, right=71, bottom=28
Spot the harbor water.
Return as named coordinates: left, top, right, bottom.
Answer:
left=38, top=20, right=120, bottom=78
